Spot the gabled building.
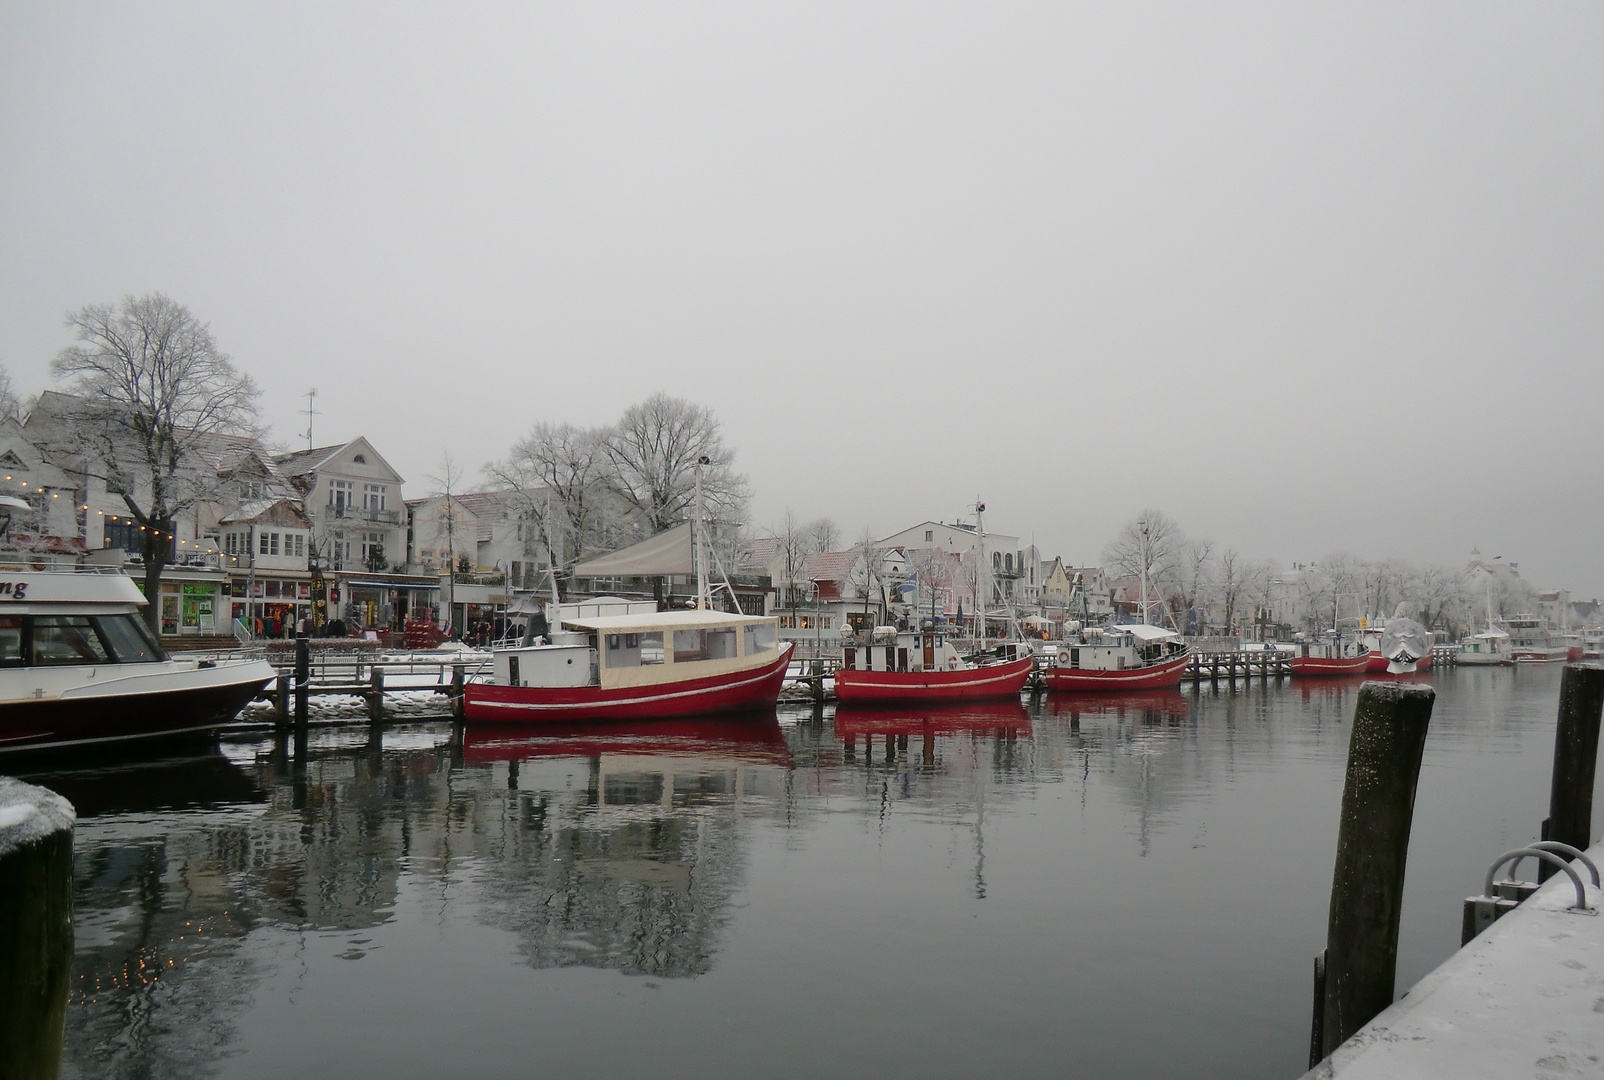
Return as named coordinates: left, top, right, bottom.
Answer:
left=275, top=438, right=405, bottom=574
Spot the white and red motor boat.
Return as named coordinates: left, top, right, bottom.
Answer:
left=1361, top=625, right=1433, bottom=672
left=1504, top=614, right=1570, bottom=663
left=465, top=599, right=793, bottom=723
left=1042, top=623, right=1190, bottom=692
left=833, top=624, right=1034, bottom=704
left=1289, top=634, right=1370, bottom=676
left=0, top=570, right=276, bottom=754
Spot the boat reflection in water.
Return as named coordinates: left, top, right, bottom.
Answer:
left=1039, top=689, right=1193, bottom=725
left=832, top=700, right=1031, bottom=739
left=461, top=711, right=791, bottom=767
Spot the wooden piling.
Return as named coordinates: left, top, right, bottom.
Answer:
left=1316, top=681, right=1435, bottom=1064
left=293, top=633, right=310, bottom=728
left=0, top=777, right=75, bottom=1080
left=274, top=674, right=290, bottom=725
left=1540, top=663, right=1604, bottom=882
left=451, top=663, right=465, bottom=720
left=367, top=666, right=385, bottom=723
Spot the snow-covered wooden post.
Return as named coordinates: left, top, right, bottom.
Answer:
left=1314, top=681, right=1435, bottom=1064
left=1540, top=663, right=1604, bottom=881
left=0, top=777, right=75, bottom=1079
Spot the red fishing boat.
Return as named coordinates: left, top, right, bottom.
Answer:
left=832, top=625, right=1033, bottom=704
left=1042, top=624, right=1190, bottom=692
left=1289, top=635, right=1370, bottom=676
left=464, top=600, right=794, bottom=723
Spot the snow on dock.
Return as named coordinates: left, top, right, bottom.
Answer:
left=1303, top=840, right=1603, bottom=1078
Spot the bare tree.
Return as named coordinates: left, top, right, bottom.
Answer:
left=487, top=420, right=610, bottom=592
left=768, top=509, right=811, bottom=620
left=1215, top=547, right=1247, bottom=636
left=1247, top=558, right=1281, bottom=640
left=1176, top=537, right=1215, bottom=634
left=1101, top=509, right=1183, bottom=622
left=846, top=527, right=889, bottom=626
left=48, top=294, right=259, bottom=631
left=0, top=366, right=22, bottom=423
left=805, top=516, right=840, bottom=554
left=603, top=393, right=751, bottom=538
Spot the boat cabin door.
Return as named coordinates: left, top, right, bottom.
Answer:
left=922, top=635, right=935, bottom=670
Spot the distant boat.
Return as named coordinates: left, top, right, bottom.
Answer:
left=1042, top=623, right=1190, bottom=692
left=1289, top=635, right=1370, bottom=676
left=833, top=625, right=1034, bottom=704
left=1504, top=614, right=1570, bottom=663
left=1456, top=627, right=1513, bottom=666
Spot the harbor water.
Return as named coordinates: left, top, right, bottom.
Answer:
left=29, top=664, right=1601, bottom=1079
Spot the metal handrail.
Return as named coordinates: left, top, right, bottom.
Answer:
left=1507, top=841, right=1601, bottom=887
left=1484, top=847, right=1593, bottom=912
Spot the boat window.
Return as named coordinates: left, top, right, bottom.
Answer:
left=92, top=614, right=165, bottom=663
left=32, top=616, right=111, bottom=665
left=604, top=631, right=664, bottom=668
left=674, top=627, right=737, bottom=663
left=0, top=615, right=19, bottom=666
left=743, top=623, right=777, bottom=655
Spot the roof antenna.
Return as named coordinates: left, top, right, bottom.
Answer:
left=303, top=388, right=319, bottom=451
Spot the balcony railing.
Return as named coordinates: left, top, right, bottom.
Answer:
left=327, top=505, right=400, bottom=525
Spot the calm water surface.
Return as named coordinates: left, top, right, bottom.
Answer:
left=28, top=665, right=1599, bottom=1080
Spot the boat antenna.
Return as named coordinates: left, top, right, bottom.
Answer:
left=1139, top=518, right=1150, bottom=626
left=694, top=456, right=711, bottom=611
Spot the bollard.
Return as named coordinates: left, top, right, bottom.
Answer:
left=1539, top=663, right=1604, bottom=882
left=294, top=632, right=310, bottom=729
left=1314, top=681, right=1435, bottom=1065
left=368, top=666, right=385, bottom=723
left=0, top=777, right=75, bottom=1080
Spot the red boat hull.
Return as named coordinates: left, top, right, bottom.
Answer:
left=833, top=655, right=1034, bottom=704
left=463, top=644, right=794, bottom=723
left=1291, top=652, right=1371, bottom=676
left=1042, top=652, right=1190, bottom=692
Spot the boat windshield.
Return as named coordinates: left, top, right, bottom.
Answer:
left=0, top=612, right=167, bottom=666
left=744, top=623, right=777, bottom=655
left=32, top=616, right=112, bottom=665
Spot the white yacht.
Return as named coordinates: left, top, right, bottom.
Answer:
left=0, top=570, right=276, bottom=753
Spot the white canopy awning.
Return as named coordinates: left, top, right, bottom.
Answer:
left=1113, top=623, right=1180, bottom=642
left=571, top=524, right=693, bottom=578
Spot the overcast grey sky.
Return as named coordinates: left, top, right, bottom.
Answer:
left=2, top=3, right=1600, bottom=593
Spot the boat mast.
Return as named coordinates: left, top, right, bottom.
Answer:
left=693, top=456, right=711, bottom=610
left=1138, top=519, right=1150, bottom=626
left=975, top=499, right=987, bottom=641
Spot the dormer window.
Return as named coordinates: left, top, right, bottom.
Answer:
left=0, top=451, right=24, bottom=470
left=238, top=480, right=263, bottom=501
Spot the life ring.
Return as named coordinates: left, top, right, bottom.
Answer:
left=947, top=656, right=959, bottom=670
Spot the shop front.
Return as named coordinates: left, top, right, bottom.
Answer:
left=230, top=573, right=315, bottom=639
left=144, top=572, right=230, bottom=637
